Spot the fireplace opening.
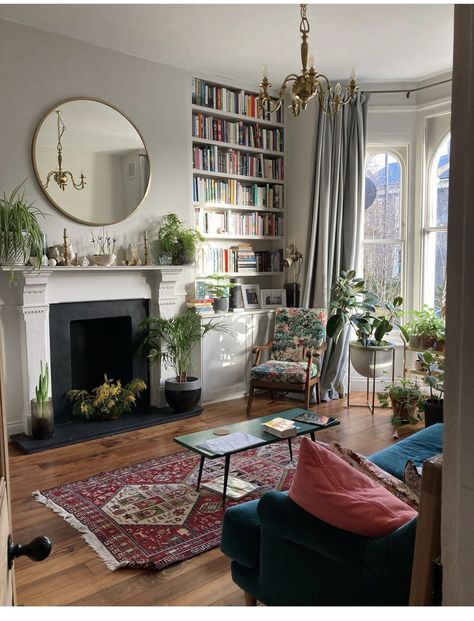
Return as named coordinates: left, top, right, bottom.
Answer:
left=49, top=299, right=149, bottom=425
left=70, top=316, right=133, bottom=393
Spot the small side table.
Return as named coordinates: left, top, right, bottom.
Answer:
left=347, top=345, right=395, bottom=415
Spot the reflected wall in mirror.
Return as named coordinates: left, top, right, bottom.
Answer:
left=32, top=98, right=150, bottom=225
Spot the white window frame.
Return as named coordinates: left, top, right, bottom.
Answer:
left=362, top=146, right=409, bottom=306
left=422, top=131, right=450, bottom=308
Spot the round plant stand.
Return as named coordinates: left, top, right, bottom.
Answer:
left=347, top=345, right=396, bottom=415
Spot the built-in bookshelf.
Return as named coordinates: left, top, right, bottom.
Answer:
left=192, top=77, right=285, bottom=281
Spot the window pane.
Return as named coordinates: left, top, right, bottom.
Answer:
left=432, top=136, right=450, bottom=227
left=364, top=153, right=401, bottom=239
left=363, top=242, right=402, bottom=304
left=425, top=231, right=447, bottom=314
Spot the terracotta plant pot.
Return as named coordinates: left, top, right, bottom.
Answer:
left=390, top=396, right=420, bottom=424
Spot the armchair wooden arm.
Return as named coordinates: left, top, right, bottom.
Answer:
left=252, top=340, right=273, bottom=366
left=305, top=341, right=327, bottom=375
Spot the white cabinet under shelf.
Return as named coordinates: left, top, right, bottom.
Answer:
left=194, top=309, right=274, bottom=404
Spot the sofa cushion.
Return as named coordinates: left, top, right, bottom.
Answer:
left=328, top=441, right=419, bottom=510
left=250, top=360, right=318, bottom=384
left=369, top=423, right=443, bottom=480
left=221, top=499, right=261, bottom=569
left=288, top=437, right=418, bottom=537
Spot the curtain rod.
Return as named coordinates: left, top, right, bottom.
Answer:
left=364, top=78, right=452, bottom=98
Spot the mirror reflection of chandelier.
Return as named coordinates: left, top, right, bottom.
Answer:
left=257, top=4, right=359, bottom=117
left=43, top=110, right=86, bottom=191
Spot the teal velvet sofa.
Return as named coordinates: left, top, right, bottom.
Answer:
left=220, top=424, right=443, bottom=606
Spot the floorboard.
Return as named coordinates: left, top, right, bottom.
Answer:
left=8, top=392, right=400, bottom=606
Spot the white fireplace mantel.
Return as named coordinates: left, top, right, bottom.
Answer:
left=0, top=265, right=186, bottom=434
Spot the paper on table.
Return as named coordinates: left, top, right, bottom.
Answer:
left=197, top=432, right=263, bottom=454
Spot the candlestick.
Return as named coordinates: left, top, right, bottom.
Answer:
left=62, top=228, right=71, bottom=266
left=143, top=231, right=150, bottom=266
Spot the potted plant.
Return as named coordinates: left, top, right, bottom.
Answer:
left=31, top=362, right=54, bottom=440
left=141, top=308, right=230, bottom=412
left=377, top=378, right=425, bottom=426
left=404, top=306, right=445, bottom=350
left=68, top=375, right=147, bottom=420
left=326, top=270, right=409, bottom=378
left=0, top=181, right=44, bottom=267
left=157, top=213, right=204, bottom=265
left=206, top=274, right=237, bottom=313
left=417, top=349, right=444, bottom=427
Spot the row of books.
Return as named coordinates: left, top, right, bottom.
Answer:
left=192, top=113, right=284, bottom=152
left=197, top=245, right=283, bottom=275
left=193, top=145, right=284, bottom=180
left=193, top=177, right=283, bottom=210
left=192, top=78, right=283, bottom=124
left=198, top=210, right=283, bottom=237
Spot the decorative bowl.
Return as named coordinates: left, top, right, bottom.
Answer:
left=89, top=253, right=116, bottom=267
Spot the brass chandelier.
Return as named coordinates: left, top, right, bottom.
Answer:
left=43, top=110, right=86, bottom=191
left=257, top=4, right=359, bottom=117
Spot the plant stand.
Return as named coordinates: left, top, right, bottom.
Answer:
left=347, top=346, right=395, bottom=415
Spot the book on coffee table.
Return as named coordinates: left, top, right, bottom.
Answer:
left=203, top=476, right=257, bottom=499
left=262, top=417, right=297, bottom=438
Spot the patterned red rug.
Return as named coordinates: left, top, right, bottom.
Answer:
left=34, top=440, right=299, bottom=571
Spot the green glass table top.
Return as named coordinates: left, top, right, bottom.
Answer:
left=174, top=407, right=339, bottom=458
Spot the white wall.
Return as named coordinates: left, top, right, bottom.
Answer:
left=0, top=18, right=194, bottom=260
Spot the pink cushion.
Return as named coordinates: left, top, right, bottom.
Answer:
left=288, top=437, right=418, bottom=537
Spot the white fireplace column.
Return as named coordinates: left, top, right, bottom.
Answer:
left=19, top=270, right=53, bottom=435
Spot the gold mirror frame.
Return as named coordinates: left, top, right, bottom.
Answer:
left=31, top=97, right=151, bottom=226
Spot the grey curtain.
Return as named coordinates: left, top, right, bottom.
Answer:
left=303, top=92, right=369, bottom=400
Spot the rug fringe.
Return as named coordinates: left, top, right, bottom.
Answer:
left=33, top=490, right=126, bottom=572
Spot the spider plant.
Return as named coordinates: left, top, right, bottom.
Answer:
left=141, top=308, right=230, bottom=382
left=0, top=181, right=44, bottom=268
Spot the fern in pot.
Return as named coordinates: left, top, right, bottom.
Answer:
left=141, top=308, right=230, bottom=412
left=156, top=213, right=204, bottom=265
left=0, top=182, right=44, bottom=267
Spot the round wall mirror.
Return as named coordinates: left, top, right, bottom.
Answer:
left=32, top=98, right=150, bottom=225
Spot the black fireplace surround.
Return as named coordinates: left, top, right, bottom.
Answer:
left=50, top=299, right=149, bottom=425
left=11, top=298, right=201, bottom=453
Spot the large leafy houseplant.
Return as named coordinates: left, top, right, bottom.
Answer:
left=157, top=213, right=204, bottom=265
left=141, top=308, right=231, bottom=412
left=326, top=270, right=409, bottom=345
left=0, top=181, right=44, bottom=267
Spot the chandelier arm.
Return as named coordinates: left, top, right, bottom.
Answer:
left=43, top=171, right=57, bottom=190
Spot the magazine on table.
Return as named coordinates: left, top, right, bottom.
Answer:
left=291, top=411, right=339, bottom=427
left=203, top=476, right=257, bottom=499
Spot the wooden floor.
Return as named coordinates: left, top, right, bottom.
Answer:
left=8, top=392, right=399, bottom=606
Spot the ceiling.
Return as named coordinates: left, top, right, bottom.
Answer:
left=0, top=3, right=454, bottom=84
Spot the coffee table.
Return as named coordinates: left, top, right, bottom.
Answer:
left=174, top=407, right=340, bottom=505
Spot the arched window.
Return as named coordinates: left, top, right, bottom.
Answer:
left=363, top=150, right=405, bottom=305
left=424, top=134, right=449, bottom=313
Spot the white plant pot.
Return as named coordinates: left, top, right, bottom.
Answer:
left=349, top=341, right=395, bottom=379
left=0, top=232, right=31, bottom=266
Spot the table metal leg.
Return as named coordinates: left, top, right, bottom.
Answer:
left=222, top=454, right=231, bottom=507
left=287, top=437, right=293, bottom=462
left=310, top=431, right=316, bottom=441
left=196, top=455, right=205, bottom=491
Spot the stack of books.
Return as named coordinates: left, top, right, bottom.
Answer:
left=186, top=299, right=215, bottom=314
left=262, top=417, right=297, bottom=438
left=235, top=243, right=257, bottom=272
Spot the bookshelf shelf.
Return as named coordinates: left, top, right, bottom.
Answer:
left=193, top=169, right=284, bottom=185
left=192, top=104, right=284, bottom=128
left=192, top=137, right=283, bottom=158
left=194, top=202, right=283, bottom=214
left=192, top=77, right=285, bottom=281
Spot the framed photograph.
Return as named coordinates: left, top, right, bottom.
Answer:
left=241, top=284, right=261, bottom=309
left=261, top=289, right=287, bottom=309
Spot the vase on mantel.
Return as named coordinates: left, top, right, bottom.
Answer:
left=31, top=398, right=55, bottom=440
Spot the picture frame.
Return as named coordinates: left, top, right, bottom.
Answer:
left=241, top=284, right=261, bottom=309
left=261, top=289, right=287, bottom=309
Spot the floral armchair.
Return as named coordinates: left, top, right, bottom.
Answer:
left=247, top=307, right=327, bottom=415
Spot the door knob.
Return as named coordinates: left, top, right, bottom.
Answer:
left=7, top=535, right=52, bottom=569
